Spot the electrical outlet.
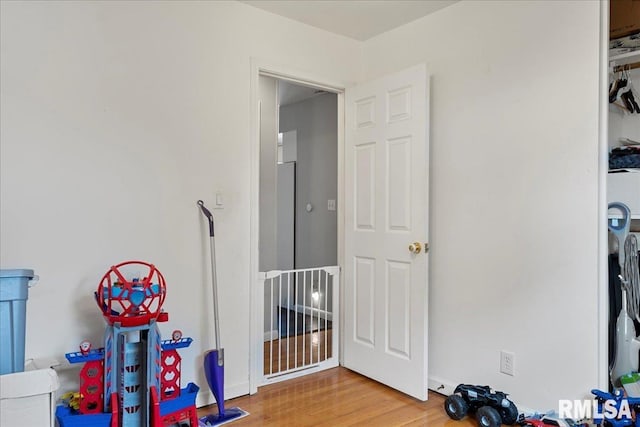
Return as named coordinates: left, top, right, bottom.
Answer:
left=327, top=199, right=336, bottom=211
left=500, top=351, right=515, bottom=376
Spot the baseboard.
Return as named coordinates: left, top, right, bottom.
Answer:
left=514, top=404, right=537, bottom=417
left=428, top=376, right=536, bottom=416
left=196, top=381, right=250, bottom=408
left=428, top=376, right=458, bottom=396
left=263, top=329, right=279, bottom=342
left=196, top=389, right=213, bottom=409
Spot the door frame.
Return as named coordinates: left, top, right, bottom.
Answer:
left=249, top=58, right=347, bottom=394
left=597, top=0, right=610, bottom=392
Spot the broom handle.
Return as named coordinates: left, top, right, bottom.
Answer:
left=198, top=200, right=221, bottom=351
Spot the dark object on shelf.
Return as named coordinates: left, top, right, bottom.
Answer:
left=610, top=147, right=640, bottom=169
left=444, top=384, right=519, bottom=427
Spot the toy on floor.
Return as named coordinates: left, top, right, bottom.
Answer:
left=591, top=388, right=640, bottom=427
left=517, top=413, right=581, bottom=427
left=55, top=261, right=200, bottom=427
left=444, top=384, right=519, bottom=427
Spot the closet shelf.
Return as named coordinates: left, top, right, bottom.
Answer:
left=610, top=50, right=640, bottom=68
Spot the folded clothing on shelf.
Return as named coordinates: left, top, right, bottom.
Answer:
left=610, top=146, right=640, bottom=169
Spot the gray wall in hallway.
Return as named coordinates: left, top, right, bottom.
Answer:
left=280, top=93, right=338, bottom=270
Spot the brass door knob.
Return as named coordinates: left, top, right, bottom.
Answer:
left=408, top=242, right=422, bottom=254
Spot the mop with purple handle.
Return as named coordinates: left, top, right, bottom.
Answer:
left=197, top=200, right=248, bottom=426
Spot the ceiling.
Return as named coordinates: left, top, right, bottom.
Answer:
left=257, top=1, right=460, bottom=106
left=240, top=0, right=459, bottom=41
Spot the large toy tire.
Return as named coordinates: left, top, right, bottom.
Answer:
left=499, top=401, right=518, bottom=425
left=444, top=395, right=469, bottom=420
left=476, top=406, right=502, bottom=427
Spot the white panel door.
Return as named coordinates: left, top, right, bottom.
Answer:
left=344, top=64, right=429, bottom=400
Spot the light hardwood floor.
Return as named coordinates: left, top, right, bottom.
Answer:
left=197, top=367, right=476, bottom=426
left=264, top=330, right=332, bottom=375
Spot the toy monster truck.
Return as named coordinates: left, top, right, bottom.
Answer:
left=445, top=384, right=519, bottom=427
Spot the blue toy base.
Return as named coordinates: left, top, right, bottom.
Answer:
left=159, top=382, right=199, bottom=416
left=56, top=384, right=199, bottom=427
left=55, top=406, right=111, bottom=427
left=199, top=407, right=249, bottom=427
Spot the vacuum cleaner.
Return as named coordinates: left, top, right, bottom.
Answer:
left=609, top=202, right=640, bottom=388
left=197, top=200, right=248, bottom=426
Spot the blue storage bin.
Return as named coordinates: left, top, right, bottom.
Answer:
left=0, top=269, right=36, bottom=375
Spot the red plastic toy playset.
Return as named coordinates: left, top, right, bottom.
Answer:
left=56, top=261, right=200, bottom=427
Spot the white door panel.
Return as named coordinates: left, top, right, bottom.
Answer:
left=344, top=64, right=429, bottom=400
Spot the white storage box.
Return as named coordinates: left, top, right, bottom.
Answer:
left=0, top=361, right=59, bottom=427
left=608, top=171, right=640, bottom=219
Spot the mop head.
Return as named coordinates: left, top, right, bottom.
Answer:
left=199, top=407, right=249, bottom=427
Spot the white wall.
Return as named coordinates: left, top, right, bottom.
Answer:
left=276, top=163, right=295, bottom=271
left=0, top=0, right=361, bottom=405
left=362, top=0, right=601, bottom=410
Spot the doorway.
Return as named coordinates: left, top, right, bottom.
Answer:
left=249, top=62, right=431, bottom=400
left=253, top=69, right=344, bottom=388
